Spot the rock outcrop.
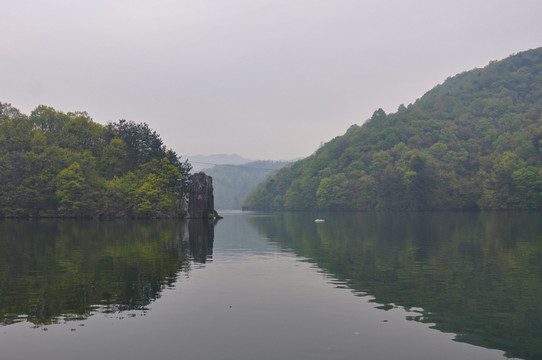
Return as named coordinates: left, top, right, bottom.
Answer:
left=188, top=172, right=222, bottom=219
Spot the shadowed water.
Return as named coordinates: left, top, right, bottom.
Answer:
left=1, top=212, right=540, bottom=359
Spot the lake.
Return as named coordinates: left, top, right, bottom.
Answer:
left=1, top=211, right=540, bottom=360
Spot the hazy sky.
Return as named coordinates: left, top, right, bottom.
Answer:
left=2, top=0, right=542, bottom=160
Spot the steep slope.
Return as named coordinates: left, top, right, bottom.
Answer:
left=245, top=47, right=542, bottom=211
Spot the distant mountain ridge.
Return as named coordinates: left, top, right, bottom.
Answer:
left=245, top=47, right=542, bottom=211
left=187, top=153, right=253, bottom=172
left=205, top=160, right=291, bottom=209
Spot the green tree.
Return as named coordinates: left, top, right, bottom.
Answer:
left=55, top=162, right=87, bottom=217
left=1, top=103, right=192, bottom=218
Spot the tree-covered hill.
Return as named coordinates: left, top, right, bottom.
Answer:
left=245, top=47, right=542, bottom=211
left=204, top=160, right=291, bottom=209
left=0, top=104, right=191, bottom=218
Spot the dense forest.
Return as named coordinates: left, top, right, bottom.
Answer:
left=204, top=160, right=291, bottom=209
left=246, top=47, right=542, bottom=211
left=0, top=104, right=191, bottom=218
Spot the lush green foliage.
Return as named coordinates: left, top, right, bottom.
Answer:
left=246, top=48, right=542, bottom=211
left=0, top=105, right=191, bottom=218
left=204, top=160, right=291, bottom=209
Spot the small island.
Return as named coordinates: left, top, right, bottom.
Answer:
left=0, top=104, right=192, bottom=218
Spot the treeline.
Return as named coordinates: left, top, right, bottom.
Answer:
left=246, top=47, right=542, bottom=211
left=0, top=104, right=191, bottom=218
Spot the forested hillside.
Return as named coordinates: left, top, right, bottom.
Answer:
left=245, top=47, right=542, bottom=211
left=0, top=104, right=191, bottom=218
left=204, top=160, right=290, bottom=209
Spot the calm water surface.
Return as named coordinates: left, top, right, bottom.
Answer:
left=1, top=212, right=541, bottom=360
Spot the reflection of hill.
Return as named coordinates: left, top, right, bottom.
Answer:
left=0, top=219, right=209, bottom=326
left=248, top=212, right=542, bottom=360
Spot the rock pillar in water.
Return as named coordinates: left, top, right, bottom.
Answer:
left=188, top=172, right=222, bottom=219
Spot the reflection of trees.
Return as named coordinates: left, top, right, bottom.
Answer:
left=0, top=220, right=189, bottom=326
left=249, top=212, right=542, bottom=360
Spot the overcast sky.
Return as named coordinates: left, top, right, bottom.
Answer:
left=2, top=0, right=542, bottom=160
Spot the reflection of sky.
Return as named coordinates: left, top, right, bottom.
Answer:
left=212, top=211, right=289, bottom=259
left=0, top=213, right=508, bottom=360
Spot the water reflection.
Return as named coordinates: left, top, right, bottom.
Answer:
left=1, top=212, right=540, bottom=359
left=0, top=219, right=216, bottom=326
left=247, top=211, right=542, bottom=360
left=188, top=219, right=216, bottom=263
